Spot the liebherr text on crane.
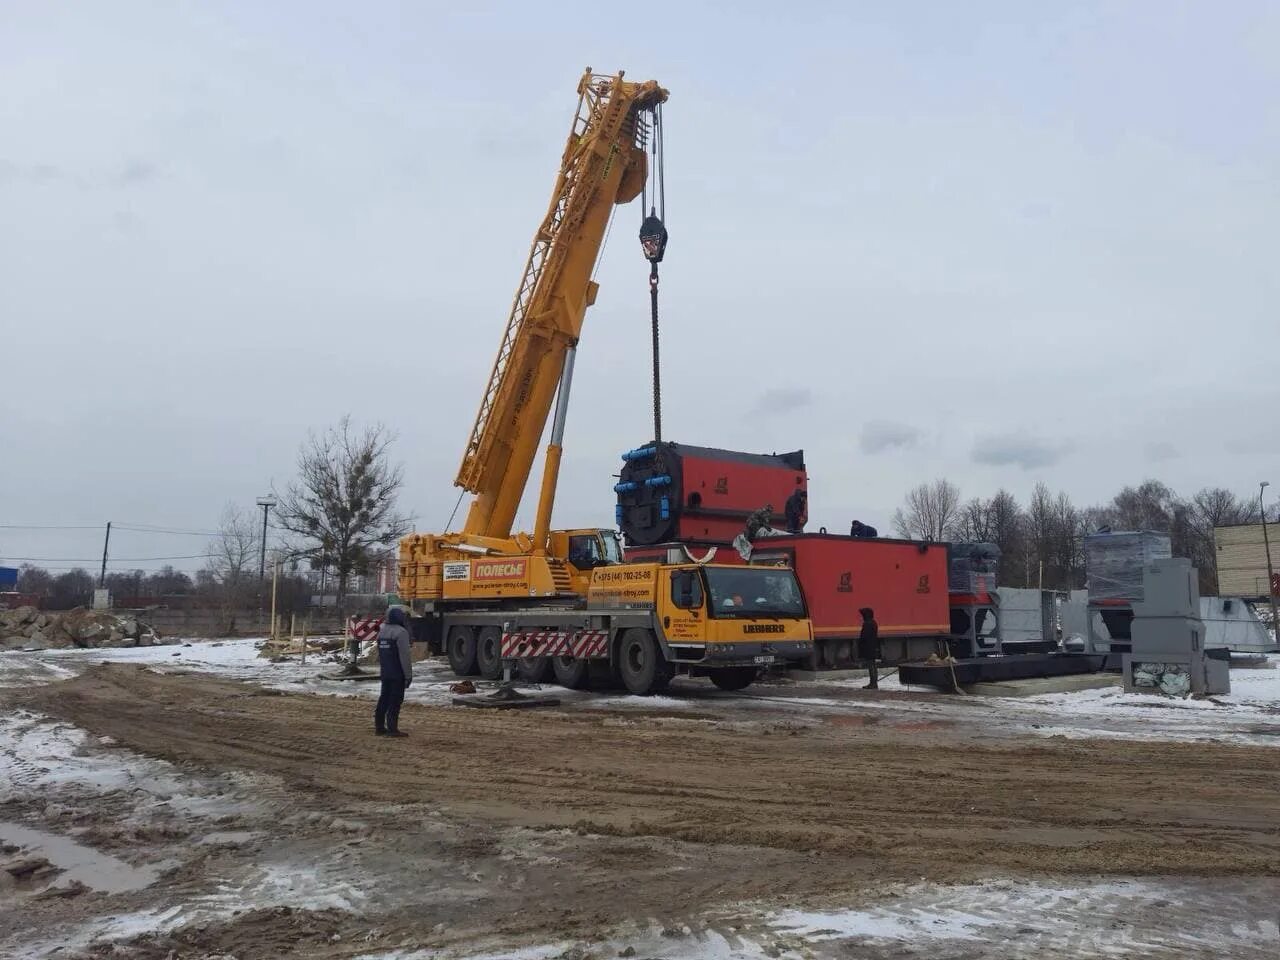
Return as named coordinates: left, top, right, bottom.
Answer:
left=397, top=69, right=813, bottom=695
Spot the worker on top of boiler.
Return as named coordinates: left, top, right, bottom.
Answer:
left=375, top=606, right=413, bottom=738
left=784, top=488, right=807, bottom=534
left=850, top=520, right=879, bottom=539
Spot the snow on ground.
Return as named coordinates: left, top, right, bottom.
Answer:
left=3, top=644, right=1280, bottom=958
left=360, top=875, right=1280, bottom=959
left=4, top=640, right=1280, bottom=745
left=803, top=658, right=1280, bottom=745
left=0, top=704, right=375, bottom=960
left=0, top=708, right=197, bottom=800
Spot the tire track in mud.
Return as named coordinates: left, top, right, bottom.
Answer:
left=13, top=664, right=1280, bottom=881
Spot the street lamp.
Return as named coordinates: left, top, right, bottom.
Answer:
left=1261, top=482, right=1277, bottom=643
left=255, top=495, right=277, bottom=583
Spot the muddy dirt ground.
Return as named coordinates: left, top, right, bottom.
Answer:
left=2, top=657, right=1279, bottom=958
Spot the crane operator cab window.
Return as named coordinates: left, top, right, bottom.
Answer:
left=599, top=531, right=623, bottom=565
left=704, top=567, right=806, bottom=618
left=569, top=535, right=606, bottom=569
left=670, top=569, right=704, bottom=610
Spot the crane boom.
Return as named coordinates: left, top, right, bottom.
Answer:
left=456, top=69, right=667, bottom=541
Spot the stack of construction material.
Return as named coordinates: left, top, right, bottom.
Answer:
left=1084, top=531, right=1172, bottom=602
left=947, top=543, right=1000, bottom=594
left=0, top=606, right=167, bottom=652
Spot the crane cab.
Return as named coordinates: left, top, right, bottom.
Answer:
left=551, top=528, right=624, bottom=572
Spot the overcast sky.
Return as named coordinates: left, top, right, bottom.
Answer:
left=2, top=2, right=1277, bottom=574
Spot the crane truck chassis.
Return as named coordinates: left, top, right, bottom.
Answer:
left=409, top=539, right=812, bottom=695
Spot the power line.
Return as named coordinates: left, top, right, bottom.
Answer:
left=1, top=554, right=215, bottom=563
left=114, top=524, right=221, bottom=537
left=0, top=524, right=105, bottom=531
left=15, top=565, right=206, bottom=573
left=0, top=522, right=221, bottom=536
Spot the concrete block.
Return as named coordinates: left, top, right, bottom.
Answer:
left=787, top=667, right=878, bottom=682
left=962, top=674, right=1122, bottom=698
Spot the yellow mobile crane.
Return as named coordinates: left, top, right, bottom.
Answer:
left=398, top=69, right=812, bottom=694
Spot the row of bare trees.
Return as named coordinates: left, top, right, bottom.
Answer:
left=14, top=418, right=410, bottom=625
left=893, top=478, right=1267, bottom=593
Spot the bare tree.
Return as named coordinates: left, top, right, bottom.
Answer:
left=1025, top=482, right=1057, bottom=587
left=208, top=503, right=260, bottom=585
left=987, top=490, right=1026, bottom=584
left=1191, top=487, right=1260, bottom=530
left=50, top=568, right=94, bottom=610
left=1187, top=487, right=1262, bottom=593
left=892, top=479, right=962, bottom=541
left=1051, top=490, right=1083, bottom=589
left=1105, top=480, right=1178, bottom=532
left=17, top=564, right=54, bottom=598
left=275, top=417, right=410, bottom=667
left=204, top=503, right=261, bottom=632
left=953, top=498, right=995, bottom=544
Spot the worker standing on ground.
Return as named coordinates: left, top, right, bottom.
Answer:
left=375, top=606, right=413, bottom=737
left=858, top=607, right=880, bottom=690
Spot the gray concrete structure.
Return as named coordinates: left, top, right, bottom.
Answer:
left=995, top=588, right=1058, bottom=648
left=1123, top=558, right=1229, bottom=697
left=1199, top=597, right=1276, bottom=654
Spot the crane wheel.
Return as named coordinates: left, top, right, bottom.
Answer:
left=475, top=626, right=504, bottom=681
left=551, top=656, right=590, bottom=690
left=517, top=657, right=554, bottom=683
left=446, top=625, right=478, bottom=676
left=709, top=667, right=757, bottom=692
left=618, top=628, right=671, bottom=696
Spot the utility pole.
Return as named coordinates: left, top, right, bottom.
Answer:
left=270, top=553, right=281, bottom=642
left=1261, top=482, right=1277, bottom=641
left=98, top=521, right=111, bottom=587
left=256, top=495, right=277, bottom=583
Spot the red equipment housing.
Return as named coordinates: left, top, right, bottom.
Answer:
left=627, top=535, right=950, bottom=664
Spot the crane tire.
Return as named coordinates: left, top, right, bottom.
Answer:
left=618, top=628, right=671, bottom=696
left=517, top=657, right=554, bottom=683
left=552, top=656, right=590, bottom=690
left=710, top=667, right=757, bottom=692
left=446, top=625, right=478, bottom=676
left=475, top=626, right=503, bottom=681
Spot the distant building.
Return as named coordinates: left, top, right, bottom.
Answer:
left=1214, top=523, right=1279, bottom=598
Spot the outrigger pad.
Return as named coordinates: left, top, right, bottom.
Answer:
left=320, top=672, right=382, bottom=682
left=452, top=685, right=561, bottom=710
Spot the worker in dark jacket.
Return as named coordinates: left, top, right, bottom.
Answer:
left=784, top=489, right=807, bottom=534
left=375, top=606, right=413, bottom=737
left=850, top=520, right=879, bottom=539
left=858, top=607, right=880, bottom=690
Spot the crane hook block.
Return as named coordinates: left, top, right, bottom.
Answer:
left=640, top=211, right=668, bottom=264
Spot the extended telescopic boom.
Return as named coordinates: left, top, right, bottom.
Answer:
left=455, top=69, right=667, bottom=548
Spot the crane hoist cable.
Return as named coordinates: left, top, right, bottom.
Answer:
left=639, top=101, right=668, bottom=444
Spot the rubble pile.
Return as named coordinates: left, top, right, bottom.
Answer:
left=0, top=606, right=168, bottom=652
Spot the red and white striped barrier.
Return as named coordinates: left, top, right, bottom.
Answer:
left=501, top=629, right=609, bottom=660
left=348, top=616, right=384, bottom=641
